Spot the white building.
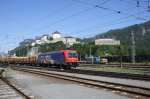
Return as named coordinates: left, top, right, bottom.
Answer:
left=30, top=31, right=81, bottom=47
left=31, top=35, right=49, bottom=46
left=31, top=41, right=36, bottom=46
left=51, top=31, right=79, bottom=46
left=66, top=37, right=77, bottom=46
left=52, top=31, right=61, bottom=39
left=35, top=40, right=43, bottom=45
left=95, top=39, right=120, bottom=45
left=41, top=35, right=49, bottom=43
left=52, top=37, right=77, bottom=46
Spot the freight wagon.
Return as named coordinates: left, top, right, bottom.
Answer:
left=84, top=57, right=108, bottom=64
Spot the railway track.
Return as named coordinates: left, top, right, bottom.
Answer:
left=79, top=63, right=150, bottom=70
left=12, top=66, right=150, bottom=99
left=0, top=77, right=34, bottom=99
left=69, top=69, right=150, bottom=81
left=11, top=64, right=150, bottom=81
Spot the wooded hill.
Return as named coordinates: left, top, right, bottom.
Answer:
left=83, top=21, right=150, bottom=47
left=10, top=21, right=150, bottom=62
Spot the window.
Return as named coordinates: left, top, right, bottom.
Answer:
left=68, top=52, right=77, bottom=58
left=68, top=53, right=72, bottom=58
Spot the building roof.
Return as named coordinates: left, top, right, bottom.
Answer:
left=52, top=31, right=61, bottom=34
left=64, top=36, right=74, bottom=38
left=95, top=38, right=119, bottom=41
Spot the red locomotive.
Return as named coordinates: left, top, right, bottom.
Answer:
left=37, top=50, right=79, bottom=69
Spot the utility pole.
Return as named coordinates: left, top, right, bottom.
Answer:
left=119, top=45, right=122, bottom=68
left=65, top=38, right=68, bottom=48
left=89, top=46, right=93, bottom=64
left=19, top=49, right=20, bottom=57
left=80, top=54, right=81, bottom=61
left=90, top=46, right=91, bottom=57
left=131, top=30, right=135, bottom=63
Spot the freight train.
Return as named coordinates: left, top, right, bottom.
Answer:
left=0, top=50, right=79, bottom=69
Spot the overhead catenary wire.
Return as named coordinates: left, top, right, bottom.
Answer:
left=6, top=0, right=111, bottom=41
left=1, top=16, right=149, bottom=53
left=62, top=10, right=148, bottom=36
left=32, top=0, right=111, bottom=33
left=24, top=0, right=148, bottom=39
left=10, top=0, right=146, bottom=40
left=75, top=16, right=150, bottom=39
left=72, top=0, right=112, bottom=6
left=0, top=1, right=77, bottom=42
left=54, top=6, right=138, bottom=30
left=0, top=1, right=78, bottom=52
left=48, top=0, right=149, bottom=38
left=72, top=0, right=147, bottom=20
left=0, top=14, right=45, bottom=38
left=0, top=0, right=111, bottom=50
left=123, top=0, right=150, bottom=11
left=69, top=18, right=147, bottom=37
left=148, top=0, right=150, bottom=12
left=1, top=0, right=149, bottom=50
left=0, top=2, right=137, bottom=47
left=12, top=9, right=149, bottom=47
left=27, top=2, right=77, bottom=27
left=3, top=11, right=148, bottom=47
left=36, top=7, right=96, bottom=31
left=31, top=0, right=148, bottom=36
left=10, top=0, right=109, bottom=44
left=0, top=14, right=33, bottom=30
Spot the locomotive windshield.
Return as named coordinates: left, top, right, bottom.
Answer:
left=68, top=52, right=77, bottom=58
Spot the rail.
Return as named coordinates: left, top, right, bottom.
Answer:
left=0, top=77, right=33, bottom=99
left=11, top=66, right=150, bottom=99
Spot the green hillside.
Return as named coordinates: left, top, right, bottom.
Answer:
left=83, top=21, right=150, bottom=47
left=10, top=21, right=150, bottom=61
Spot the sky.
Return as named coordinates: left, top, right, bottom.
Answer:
left=0, top=0, right=150, bottom=53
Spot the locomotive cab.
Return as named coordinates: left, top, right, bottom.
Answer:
left=60, top=50, right=79, bottom=68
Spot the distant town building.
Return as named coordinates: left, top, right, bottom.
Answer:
left=30, top=31, right=81, bottom=47
left=35, top=40, right=43, bottom=45
left=41, top=35, right=49, bottom=43
left=52, top=37, right=77, bottom=46
left=52, top=31, right=61, bottom=39
left=66, top=37, right=76, bottom=46
left=95, top=39, right=120, bottom=45
left=31, top=35, right=49, bottom=46
left=27, top=47, right=39, bottom=56
left=31, top=41, right=36, bottom=46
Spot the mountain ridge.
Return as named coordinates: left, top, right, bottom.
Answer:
left=83, top=21, right=150, bottom=47
left=10, top=21, right=150, bottom=55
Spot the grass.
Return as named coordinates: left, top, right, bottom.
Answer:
left=109, top=62, right=150, bottom=65
left=77, top=66, right=150, bottom=75
left=0, top=67, right=12, bottom=77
